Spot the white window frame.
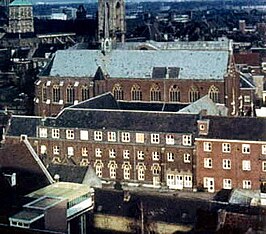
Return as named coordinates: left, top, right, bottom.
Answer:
left=244, top=95, right=250, bottom=103
left=137, top=151, right=144, bottom=160
left=52, top=129, right=60, bottom=139
left=39, top=128, right=47, bottom=138
left=123, top=165, right=130, bottom=180
left=123, top=150, right=130, bottom=159
left=204, top=158, right=212, bottom=168
left=121, top=132, right=130, bottom=142
left=94, top=131, right=103, bottom=141
left=138, top=166, right=145, bottom=181
left=53, top=146, right=60, bottom=155
left=222, top=143, right=231, bottom=153
left=182, top=135, right=192, bottom=146
left=96, top=165, right=102, bottom=178
left=262, top=145, right=266, bottom=155
left=184, top=175, right=192, bottom=188
left=243, top=180, right=251, bottom=189
left=66, top=129, right=74, bottom=140
left=152, top=151, right=160, bottom=161
left=95, top=148, right=102, bottom=158
left=183, top=153, right=191, bottom=163
left=203, top=142, right=212, bottom=152
left=136, top=133, right=144, bottom=143
left=40, top=145, right=47, bottom=154
left=166, top=134, right=174, bottom=145
left=167, top=152, right=174, bottom=162
left=109, top=149, right=116, bottom=158
left=80, top=130, right=89, bottom=140
left=151, top=134, right=160, bottom=144
left=242, top=144, right=250, bottom=154
left=67, top=146, right=74, bottom=156
left=108, top=131, right=116, bottom=142
left=242, top=160, right=251, bottom=171
left=223, top=179, right=232, bottom=189
left=262, top=161, right=266, bottom=172
left=110, top=164, right=116, bottom=179
left=82, top=147, right=88, bottom=157
left=223, top=159, right=231, bottom=170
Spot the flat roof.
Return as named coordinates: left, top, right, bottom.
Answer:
left=10, top=210, right=44, bottom=223
left=24, top=196, right=63, bottom=210
left=26, top=182, right=92, bottom=202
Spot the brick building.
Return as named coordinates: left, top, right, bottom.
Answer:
left=8, top=93, right=199, bottom=190
left=34, top=39, right=240, bottom=117
left=196, top=116, right=266, bottom=192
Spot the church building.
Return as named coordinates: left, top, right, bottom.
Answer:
left=34, top=0, right=240, bottom=117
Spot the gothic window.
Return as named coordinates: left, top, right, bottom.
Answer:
left=123, top=164, right=131, bottom=180
left=137, top=165, right=145, bottom=181
left=113, top=84, right=124, bottom=100
left=131, top=84, right=142, bottom=101
left=150, top=84, right=161, bottom=101
left=81, top=85, right=90, bottom=101
left=169, top=85, right=180, bottom=102
left=42, top=83, right=47, bottom=102
left=108, top=161, right=117, bottom=179
left=115, top=2, right=121, bottom=30
left=94, top=160, right=103, bottom=178
left=66, top=84, right=75, bottom=104
left=52, top=85, right=60, bottom=103
left=188, top=86, right=199, bottom=102
left=208, top=85, right=219, bottom=103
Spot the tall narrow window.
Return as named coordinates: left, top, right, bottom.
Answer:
left=131, top=84, right=142, bottom=101
left=113, top=84, right=124, bottom=100
left=52, top=85, right=60, bottom=103
left=123, top=164, right=130, bottom=180
left=81, top=85, right=90, bottom=101
left=150, top=84, right=161, bottom=101
left=169, top=85, right=180, bottom=102
left=188, top=86, right=199, bottom=102
left=42, top=83, right=47, bottom=102
left=137, top=165, right=145, bottom=181
left=208, top=85, right=219, bottom=103
left=66, top=84, right=75, bottom=104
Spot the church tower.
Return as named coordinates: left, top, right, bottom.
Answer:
left=98, top=0, right=126, bottom=44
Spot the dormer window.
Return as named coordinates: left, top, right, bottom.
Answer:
left=197, top=120, right=210, bottom=136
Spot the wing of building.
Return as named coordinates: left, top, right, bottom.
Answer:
left=34, top=39, right=240, bottom=117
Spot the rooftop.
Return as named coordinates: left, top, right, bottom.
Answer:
left=45, top=47, right=230, bottom=80
left=27, top=182, right=92, bottom=202
left=10, top=0, right=32, bottom=6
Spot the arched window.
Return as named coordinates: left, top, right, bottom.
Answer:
left=152, top=164, right=161, bottom=175
left=115, top=1, right=121, bottom=30
left=150, top=84, right=161, bottom=102
left=66, top=84, right=75, bottom=104
left=169, top=85, right=180, bottom=102
left=208, top=85, right=220, bottom=103
left=131, top=84, right=142, bottom=101
left=113, top=84, right=124, bottom=100
left=94, top=160, right=103, bottom=178
left=42, top=83, right=47, bottom=102
left=81, top=85, right=90, bottom=101
left=52, top=85, right=60, bottom=103
left=109, top=163, right=116, bottom=179
left=123, top=165, right=130, bottom=180
left=188, top=86, right=199, bottom=103
left=137, top=164, right=145, bottom=181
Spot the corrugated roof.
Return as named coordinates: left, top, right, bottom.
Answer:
left=48, top=49, right=229, bottom=80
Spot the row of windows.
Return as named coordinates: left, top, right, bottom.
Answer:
left=113, top=84, right=220, bottom=103
left=46, top=145, right=192, bottom=163
left=203, top=158, right=265, bottom=171
left=39, top=128, right=192, bottom=146
left=94, top=162, right=157, bottom=180
left=42, top=84, right=90, bottom=103
left=204, top=177, right=252, bottom=190
left=203, top=142, right=266, bottom=154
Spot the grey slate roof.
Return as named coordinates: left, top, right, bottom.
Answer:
left=7, top=116, right=41, bottom=137
left=46, top=109, right=199, bottom=134
left=202, top=116, right=266, bottom=141
left=47, top=48, right=229, bottom=80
